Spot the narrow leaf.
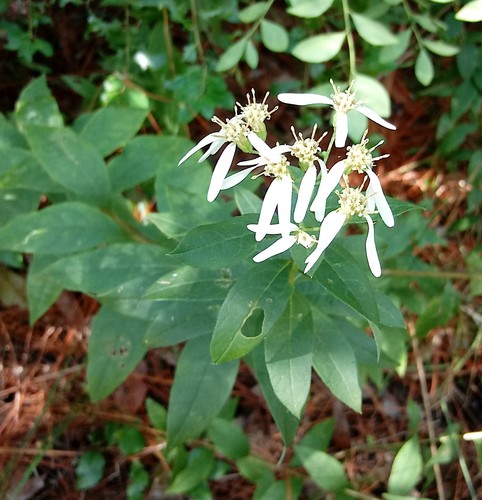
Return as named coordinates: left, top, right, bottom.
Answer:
left=167, top=335, right=239, bottom=447
left=216, top=38, right=247, bottom=72
left=415, top=49, right=434, bottom=86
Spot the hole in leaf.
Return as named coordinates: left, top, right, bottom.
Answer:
left=241, top=308, right=264, bottom=338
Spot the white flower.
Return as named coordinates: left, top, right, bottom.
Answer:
left=247, top=224, right=316, bottom=262
left=237, top=89, right=278, bottom=136
left=278, top=80, right=396, bottom=148
left=305, top=186, right=382, bottom=277
left=246, top=133, right=294, bottom=242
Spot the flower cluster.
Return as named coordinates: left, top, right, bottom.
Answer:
left=179, top=81, right=396, bottom=277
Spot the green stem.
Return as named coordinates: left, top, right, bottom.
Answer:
left=341, top=0, right=357, bottom=81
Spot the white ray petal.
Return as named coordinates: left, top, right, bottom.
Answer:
left=304, top=210, right=346, bottom=273
left=178, top=133, right=218, bottom=165
left=255, top=179, right=283, bottom=241
left=310, top=160, right=346, bottom=222
left=207, top=143, right=236, bottom=202
left=277, top=93, right=333, bottom=106
left=334, top=112, right=349, bottom=148
left=366, top=170, right=394, bottom=227
left=199, top=138, right=225, bottom=162
left=357, top=105, right=396, bottom=130
left=253, top=236, right=297, bottom=262
left=294, top=165, right=317, bottom=223
left=221, top=165, right=259, bottom=190
left=238, top=157, right=266, bottom=167
left=247, top=132, right=281, bottom=162
left=365, top=215, right=381, bottom=277
left=278, top=175, right=293, bottom=237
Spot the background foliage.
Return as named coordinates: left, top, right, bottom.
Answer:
left=0, top=0, right=480, bottom=498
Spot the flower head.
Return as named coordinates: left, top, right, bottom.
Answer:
left=237, top=89, right=277, bottom=137
left=305, top=184, right=382, bottom=277
left=289, top=125, right=324, bottom=168
left=278, top=79, right=396, bottom=148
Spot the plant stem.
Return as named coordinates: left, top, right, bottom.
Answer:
left=341, top=0, right=357, bottom=81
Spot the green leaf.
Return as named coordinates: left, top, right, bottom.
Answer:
left=351, top=13, right=397, bottom=46
left=127, top=460, right=149, bottom=500
left=238, top=2, right=270, bottom=23
left=292, top=32, right=345, bottom=63
left=216, top=38, right=247, bottom=71
left=146, top=398, right=167, bottom=431
left=287, top=0, right=334, bottom=18
left=312, top=310, right=361, bottom=412
left=354, top=74, right=392, bottom=117
left=86, top=305, right=150, bottom=401
left=245, top=39, right=259, bottom=69
left=75, top=451, right=105, bottom=490
left=207, top=418, right=250, bottom=459
left=379, top=30, right=411, bottom=64
left=73, top=106, right=148, bottom=157
left=0, top=201, right=127, bottom=255
left=170, top=215, right=257, bottom=269
left=387, top=435, right=423, bottom=495
left=295, top=445, right=349, bottom=492
left=248, top=345, right=300, bottom=445
left=265, top=292, right=313, bottom=417
left=455, top=0, right=482, bottom=22
left=0, top=148, right=63, bottom=193
left=415, top=49, right=434, bottom=86
left=167, top=448, right=215, bottom=494
left=25, top=126, right=111, bottom=204
left=0, top=189, right=41, bottom=227
left=115, top=426, right=146, bottom=455
left=167, top=335, right=239, bottom=447
left=14, top=76, right=63, bottom=131
left=261, top=20, right=289, bottom=52
left=0, top=113, right=27, bottom=148
left=312, top=243, right=380, bottom=325
left=423, top=39, right=459, bottom=57
left=211, top=260, right=292, bottom=363
left=234, top=188, right=262, bottom=215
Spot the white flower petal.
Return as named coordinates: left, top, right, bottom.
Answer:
left=334, top=112, right=348, bottom=148
left=178, top=133, right=218, bottom=165
left=294, top=165, right=316, bottom=223
left=366, top=170, right=394, bottom=227
left=278, top=175, right=293, bottom=237
left=238, top=157, right=266, bottom=167
left=357, top=105, right=396, bottom=130
left=255, top=179, right=283, bottom=241
left=304, top=210, right=346, bottom=273
left=277, top=93, right=334, bottom=107
left=253, top=236, right=297, bottom=262
left=221, top=165, right=259, bottom=190
left=247, top=223, right=298, bottom=234
left=199, top=138, right=225, bottom=162
left=310, top=160, right=346, bottom=222
left=207, top=142, right=236, bottom=202
left=365, top=215, right=381, bottom=277
left=247, top=132, right=281, bottom=163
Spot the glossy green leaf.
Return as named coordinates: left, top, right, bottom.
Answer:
left=295, top=445, right=349, bottom=492
left=73, top=106, right=148, bottom=157
left=312, top=310, right=361, bottom=412
left=86, top=305, right=150, bottom=401
left=248, top=345, right=300, bottom=445
left=216, top=38, right=247, bottom=71
left=25, top=125, right=111, bottom=204
left=351, top=13, right=397, bottom=46
left=211, top=260, right=292, bottom=363
left=387, top=435, right=423, bottom=495
left=292, top=32, right=345, bottom=63
left=207, top=418, right=250, bottom=459
left=415, top=49, right=434, bottom=86
left=167, top=335, right=239, bottom=447
left=75, top=451, right=105, bottom=490
left=265, top=292, right=313, bottom=417
left=261, top=20, right=289, bottom=52
left=423, top=39, right=459, bottom=57
left=167, top=448, right=215, bottom=494
left=312, top=243, right=380, bottom=325
left=170, top=215, right=257, bottom=269
left=455, top=0, right=482, bottom=22
left=238, top=2, right=270, bottom=23
left=287, top=0, right=334, bottom=18
left=14, top=76, right=63, bottom=131
left=0, top=201, right=127, bottom=255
